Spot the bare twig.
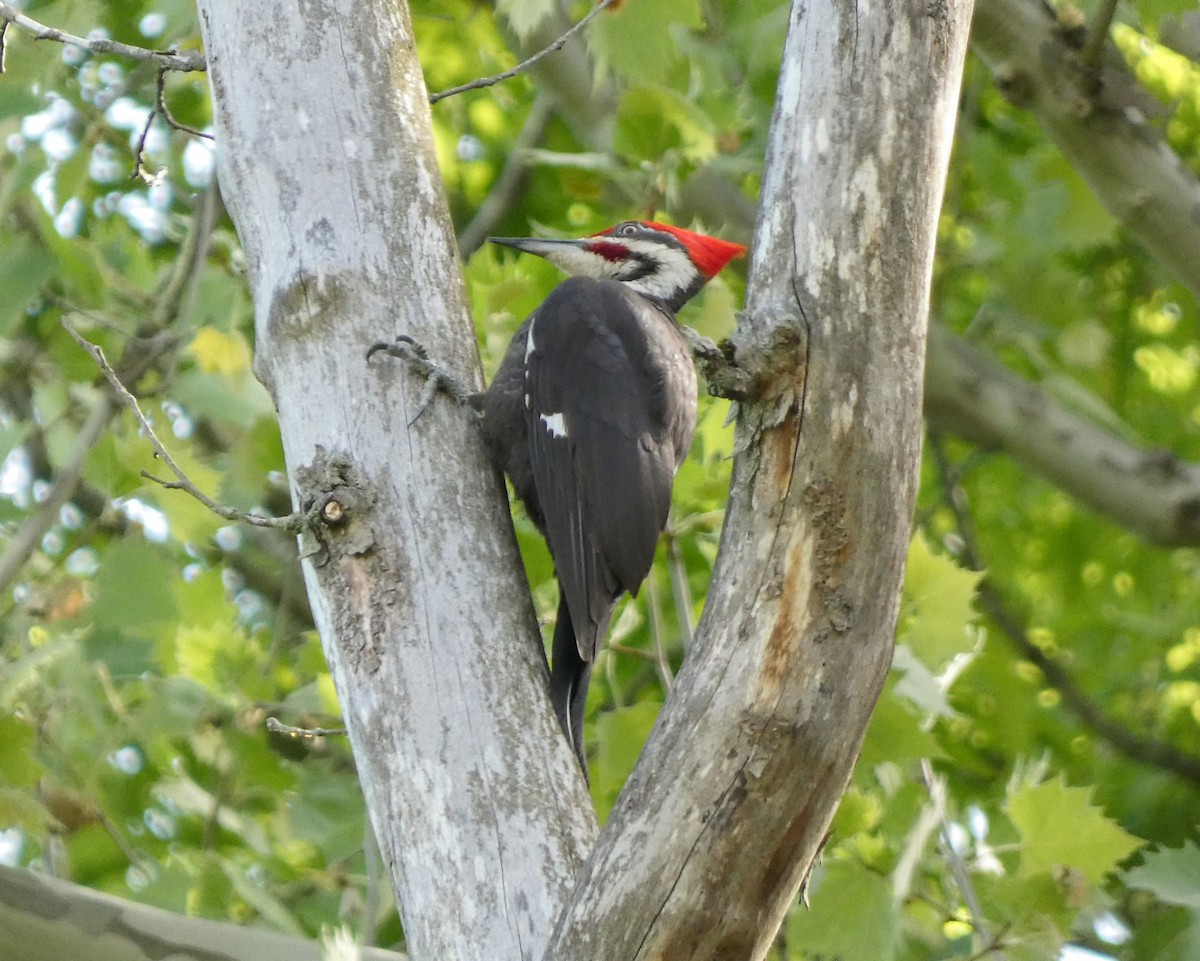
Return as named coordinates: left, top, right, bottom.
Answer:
left=154, top=184, right=219, bottom=328
left=63, top=322, right=314, bottom=534
left=645, top=577, right=675, bottom=693
left=361, top=823, right=384, bottom=947
left=919, top=760, right=1007, bottom=960
left=428, top=0, right=617, bottom=104
left=1, top=20, right=8, bottom=74
left=132, top=108, right=163, bottom=184
left=266, top=716, right=348, bottom=738
left=133, top=68, right=214, bottom=182
left=1080, top=0, right=1119, bottom=70
left=664, top=525, right=695, bottom=652
left=929, top=434, right=1200, bottom=787
left=0, top=3, right=205, bottom=72
left=153, top=68, right=212, bottom=138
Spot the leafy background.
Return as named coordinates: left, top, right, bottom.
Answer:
left=1, top=0, right=1199, bottom=958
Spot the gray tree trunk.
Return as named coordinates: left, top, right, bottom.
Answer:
left=194, top=4, right=596, bottom=961
left=546, top=2, right=972, bottom=959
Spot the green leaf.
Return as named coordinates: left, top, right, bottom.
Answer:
left=289, top=763, right=367, bottom=862
left=0, top=715, right=46, bottom=787
left=857, top=679, right=946, bottom=770
left=91, top=541, right=179, bottom=634
left=81, top=432, right=147, bottom=498
left=85, top=541, right=180, bottom=674
left=221, top=856, right=306, bottom=935
left=1128, top=907, right=1200, bottom=961
left=591, top=701, right=660, bottom=821
left=970, top=871, right=1072, bottom=959
left=0, top=787, right=51, bottom=833
left=1006, top=777, right=1143, bottom=884
left=172, top=623, right=263, bottom=698
left=0, top=73, right=41, bottom=121
left=220, top=416, right=285, bottom=509
left=788, top=860, right=900, bottom=961
left=0, top=421, right=31, bottom=465
left=591, top=0, right=703, bottom=84
left=1127, top=843, right=1200, bottom=909
left=496, top=0, right=558, bottom=41
left=828, top=788, right=882, bottom=842
left=171, top=365, right=275, bottom=429
left=614, top=86, right=717, bottom=164
left=131, top=676, right=215, bottom=744
left=0, top=239, right=57, bottom=335
left=899, top=534, right=982, bottom=670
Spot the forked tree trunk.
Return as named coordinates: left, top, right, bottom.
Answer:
left=195, top=2, right=972, bottom=960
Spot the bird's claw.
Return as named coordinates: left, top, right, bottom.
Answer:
left=367, top=335, right=472, bottom=427
left=366, top=334, right=429, bottom=364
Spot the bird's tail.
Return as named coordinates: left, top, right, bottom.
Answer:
left=549, top=592, right=592, bottom=781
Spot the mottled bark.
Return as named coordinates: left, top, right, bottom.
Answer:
left=193, top=5, right=596, bottom=961
left=546, top=3, right=973, bottom=960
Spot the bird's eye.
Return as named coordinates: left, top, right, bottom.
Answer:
left=619, top=222, right=639, bottom=236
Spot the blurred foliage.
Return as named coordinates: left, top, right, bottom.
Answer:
left=0, top=0, right=1198, bottom=959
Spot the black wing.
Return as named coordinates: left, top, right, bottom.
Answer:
left=524, top=276, right=697, bottom=663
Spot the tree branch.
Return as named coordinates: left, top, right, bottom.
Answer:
left=919, top=760, right=1010, bottom=961
left=0, top=864, right=405, bottom=961
left=924, top=324, right=1200, bottom=547
left=1080, top=0, right=1120, bottom=70
left=493, top=2, right=617, bottom=149
left=971, top=0, right=1200, bottom=300
left=0, top=3, right=204, bottom=72
left=133, top=68, right=214, bottom=183
left=62, top=322, right=314, bottom=534
left=0, top=184, right=221, bottom=599
left=265, top=716, right=348, bottom=738
left=984, top=586, right=1200, bottom=785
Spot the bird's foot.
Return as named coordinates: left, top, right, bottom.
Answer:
left=367, top=336, right=473, bottom=426
left=680, top=325, right=755, bottom=403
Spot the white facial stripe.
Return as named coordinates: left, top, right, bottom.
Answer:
left=540, top=244, right=618, bottom=278
left=521, top=233, right=700, bottom=302
left=540, top=412, right=568, bottom=438
left=619, top=240, right=696, bottom=302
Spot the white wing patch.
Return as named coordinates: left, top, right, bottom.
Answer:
left=540, top=412, right=568, bottom=438
left=524, top=315, right=537, bottom=362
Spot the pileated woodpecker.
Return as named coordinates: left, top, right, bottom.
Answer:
left=477, top=221, right=746, bottom=773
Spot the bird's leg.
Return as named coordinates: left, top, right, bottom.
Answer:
left=367, top=336, right=476, bottom=426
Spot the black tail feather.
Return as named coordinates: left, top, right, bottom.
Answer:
left=549, top=592, right=592, bottom=781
